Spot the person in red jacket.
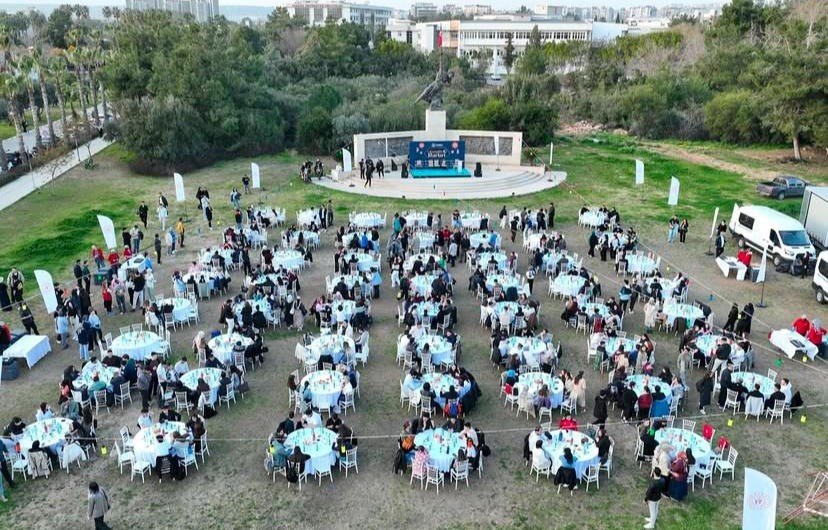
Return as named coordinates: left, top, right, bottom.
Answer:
left=807, top=319, right=826, bottom=358
left=792, top=315, right=811, bottom=336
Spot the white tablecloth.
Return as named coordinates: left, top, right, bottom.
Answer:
left=297, top=209, right=320, bottom=227
left=273, top=250, right=304, bottom=270
left=552, top=275, right=586, bottom=297
left=405, top=253, right=439, bottom=272
left=208, top=333, right=253, bottom=365
left=132, top=421, right=189, bottom=465
left=285, top=427, right=337, bottom=475
left=181, top=368, right=222, bottom=405
left=199, top=248, right=233, bottom=266
left=328, top=274, right=362, bottom=294
left=458, top=214, right=483, bottom=229
left=486, top=274, right=527, bottom=295
left=517, top=372, right=564, bottom=408
left=301, top=370, right=346, bottom=408
left=345, top=252, right=379, bottom=273
left=663, top=302, right=704, bottom=327
left=470, top=232, right=501, bottom=249
left=769, top=329, right=820, bottom=360
left=405, top=212, right=428, bottom=228
left=579, top=210, right=606, bottom=227
left=626, top=254, right=657, bottom=274
left=111, top=331, right=163, bottom=361
left=351, top=212, right=384, bottom=228
left=73, top=366, right=117, bottom=390
left=19, top=418, right=75, bottom=452
left=526, top=232, right=559, bottom=251
left=306, top=335, right=355, bottom=365
left=478, top=252, right=509, bottom=271
left=3, top=335, right=51, bottom=368
left=504, top=337, right=548, bottom=368
left=415, top=232, right=435, bottom=250
left=157, top=297, right=192, bottom=323
left=410, top=275, right=436, bottom=297
left=234, top=298, right=273, bottom=323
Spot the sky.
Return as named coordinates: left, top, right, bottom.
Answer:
left=0, top=0, right=727, bottom=8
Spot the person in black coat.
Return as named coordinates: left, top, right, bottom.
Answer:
left=717, top=363, right=733, bottom=408
left=696, top=371, right=714, bottom=414
left=723, top=304, right=739, bottom=332
left=621, top=382, right=638, bottom=422
left=593, top=389, right=609, bottom=427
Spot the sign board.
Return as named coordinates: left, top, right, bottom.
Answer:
left=409, top=140, right=466, bottom=170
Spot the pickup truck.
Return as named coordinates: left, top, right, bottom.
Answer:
left=755, top=176, right=808, bottom=200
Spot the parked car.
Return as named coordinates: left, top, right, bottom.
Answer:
left=814, top=251, right=828, bottom=304
left=755, top=175, right=808, bottom=200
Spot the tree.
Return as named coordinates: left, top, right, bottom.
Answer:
left=17, top=55, right=43, bottom=152
left=48, top=55, right=72, bottom=136
left=503, top=33, right=515, bottom=74
left=46, top=5, right=74, bottom=49
left=32, top=49, right=56, bottom=144
left=297, top=107, right=332, bottom=155
left=517, top=25, right=546, bottom=75
left=1, top=72, right=28, bottom=164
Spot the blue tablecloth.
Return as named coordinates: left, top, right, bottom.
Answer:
left=416, top=334, right=453, bottom=366
left=655, top=427, right=713, bottom=466
left=518, top=372, right=564, bottom=408
left=538, top=429, right=600, bottom=479
left=409, top=373, right=469, bottom=408
left=285, top=427, right=338, bottom=475
left=181, top=368, right=222, bottom=405
left=414, top=428, right=466, bottom=472
left=552, top=275, right=586, bottom=297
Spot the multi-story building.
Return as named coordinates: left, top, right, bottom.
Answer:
left=410, top=2, right=439, bottom=19
left=287, top=1, right=393, bottom=29
left=124, top=0, right=219, bottom=22
left=463, top=4, right=492, bottom=17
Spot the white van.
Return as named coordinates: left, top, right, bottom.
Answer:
left=728, top=204, right=816, bottom=266
left=815, top=251, right=828, bottom=304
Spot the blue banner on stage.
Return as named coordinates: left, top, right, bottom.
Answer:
left=409, top=140, right=465, bottom=170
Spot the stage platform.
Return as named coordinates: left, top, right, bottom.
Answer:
left=411, top=168, right=471, bottom=179
left=318, top=165, right=566, bottom=200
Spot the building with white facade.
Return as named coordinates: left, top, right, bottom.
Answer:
left=124, top=0, right=219, bottom=22
left=388, top=16, right=627, bottom=77
left=287, top=1, right=392, bottom=29
left=463, top=4, right=492, bottom=17
left=410, top=2, right=439, bottom=19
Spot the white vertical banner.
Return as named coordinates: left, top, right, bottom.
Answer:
left=667, top=177, right=680, bottom=206
left=251, top=163, right=261, bottom=189
left=96, top=214, right=117, bottom=250
left=342, top=148, right=353, bottom=172
left=34, top=270, right=58, bottom=313
left=494, top=136, right=500, bottom=156
left=549, top=142, right=554, bottom=164
left=756, top=245, right=768, bottom=283
left=742, top=468, right=777, bottom=530
left=709, top=207, right=720, bottom=238
left=635, top=159, right=644, bottom=185
left=173, top=172, right=185, bottom=202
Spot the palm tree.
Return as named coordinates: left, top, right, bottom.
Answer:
left=84, top=47, right=101, bottom=123
left=17, top=55, right=43, bottom=152
left=65, top=31, right=92, bottom=137
left=1, top=72, right=28, bottom=165
left=47, top=55, right=71, bottom=136
left=32, top=49, right=56, bottom=144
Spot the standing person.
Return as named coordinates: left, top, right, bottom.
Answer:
left=153, top=234, right=162, bottom=265
left=158, top=192, right=168, bottom=210
left=364, top=166, right=372, bottom=188
left=130, top=225, right=141, bottom=254
left=714, top=231, right=726, bottom=258
left=204, top=204, right=214, bottom=230
left=358, top=159, right=365, bottom=180
left=644, top=468, right=665, bottom=529
left=525, top=267, right=535, bottom=294
left=0, top=439, right=12, bottom=498
left=242, top=174, right=250, bottom=193
left=20, top=303, right=38, bottom=335
left=696, top=371, right=714, bottom=415
left=157, top=202, right=168, bottom=232
left=175, top=218, right=186, bottom=249
left=547, top=202, right=555, bottom=229
left=137, top=201, right=149, bottom=228
left=87, top=481, right=111, bottom=530
left=666, top=216, right=679, bottom=243
left=678, top=218, right=689, bottom=244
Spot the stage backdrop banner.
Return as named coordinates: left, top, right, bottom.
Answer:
left=668, top=177, right=680, bottom=206
left=173, top=172, right=185, bottom=202
left=97, top=214, right=117, bottom=250
left=742, top=468, right=776, bottom=530
left=34, top=270, right=58, bottom=313
left=409, top=140, right=465, bottom=170
left=635, top=159, right=644, bottom=185
left=251, top=163, right=261, bottom=188
left=342, top=149, right=353, bottom=172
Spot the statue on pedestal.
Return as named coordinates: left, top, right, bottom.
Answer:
left=415, top=67, right=451, bottom=110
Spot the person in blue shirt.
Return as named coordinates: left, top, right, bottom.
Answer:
left=371, top=268, right=382, bottom=299
left=488, top=232, right=499, bottom=249
left=556, top=447, right=578, bottom=491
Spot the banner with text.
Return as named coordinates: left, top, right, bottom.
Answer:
left=173, top=172, right=185, bottom=202
left=668, top=177, right=680, bottom=206
left=409, top=140, right=465, bottom=170
left=34, top=270, right=58, bottom=313
left=742, top=468, right=776, bottom=530
left=251, top=163, right=261, bottom=189
left=97, top=214, right=117, bottom=250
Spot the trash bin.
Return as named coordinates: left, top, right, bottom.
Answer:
left=1, top=357, right=19, bottom=380
left=94, top=269, right=109, bottom=286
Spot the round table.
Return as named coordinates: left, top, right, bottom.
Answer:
left=233, top=298, right=272, bottom=323
left=537, top=429, right=600, bottom=479
left=486, top=274, right=526, bottom=295
left=581, top=302, right=610, bottom=318
left=301, top=370, right=346, bottom=408
left=244, top=228, right=267, bottom=245
left=413, top=428, right=466, bottom=472
left=123, top=256, right=146, bottom=272
left=297, top=209, right=320, bottom=226
left=627, top=254, right=657, bottom=275
left=542, top=251, right=572, bottom=271
left=208, top=333, right=253, bottom=365
left=111, top=331, right=163, bottom=361
left=604, top=336, right=637, bottom=354
left=579, top=210, right=606, bottom=227
left=731, top=372, right=776, bottom=399
left=415, top=334, right=453, bottom=366
left=254, top=207, right=285, bottom=225
left=625, top=375, right=673, bottom=405
left=199, top=247, right=233, bottom=266
left=272, top=250, right=304, bottom=270
left=415, top=232, right=435, bottom=250
left=411, top=301, right=441, bottom=324
left=284, top=427, right=338, bottom=475
left=132, top=421, right=190, bottom=465
left=19, top=418, right=75, bottom=452
left=73, top=366, right=117, bottom=390
left=328, top=274, right=362, bottom=294
left=694, top=334, right=744, bottom=365
left=307, top=335, right=355, bottom=365
left=405, top=253, right=439, bottom=272
left=351, top=212, right=384, bottom=228
left=645, top=277, right=681, bottom=299
left=409, top=373, right=469, bottom=408
left=478, top=252, right=509, bottom=271
left=157, top=297, right=192, bottom=323
left=458, top=213, right=482, bottom=229
left=504, top=336, right=548, bottom=367
left=526, top=232, right=559, bottom=251
left=405, top=212, right=428, bottom=228
left=285, top=231, right=319, bottom=248
left=344, top=252, right=378, bottom=272
left=663, top=302, right=704, bottom=327
left=517, top=372, right=565, bottom=408
left=329, top=300, right=357, bottom=324
left=410, top=275, right=436, bottom=297
left=470, top=232, right=501, bottom=249
left=654, top=427, right=714, bottom=467
left=552, top=275, right=586, bottom=297
left=180, top=368, right=222, bottom=405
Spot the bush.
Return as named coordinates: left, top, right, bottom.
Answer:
left=297, top=107, right=333, bottom=155
left=705, top=90, right=771, bottom=144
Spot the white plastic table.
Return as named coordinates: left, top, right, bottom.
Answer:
left=110, top=331, right=163, bottom=361
left=3, top=335, right=51, bottom=368
left=157, top=297, right=192, bottom=323
left=769, top=329, right=820, bottom=360
left=132, top=421, right=190, bottom=465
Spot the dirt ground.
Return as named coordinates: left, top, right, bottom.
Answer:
left=1, top=164, right=827, bottom=530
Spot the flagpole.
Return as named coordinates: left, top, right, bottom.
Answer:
left=757, top=245, right=768, bottom=308
left=758, top=280, right=767, bottom=308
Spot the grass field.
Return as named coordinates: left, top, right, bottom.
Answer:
left=0, top=135, right=827, bottom=530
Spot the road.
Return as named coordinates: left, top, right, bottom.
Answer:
left=1, top=104, right=105, bottom=154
